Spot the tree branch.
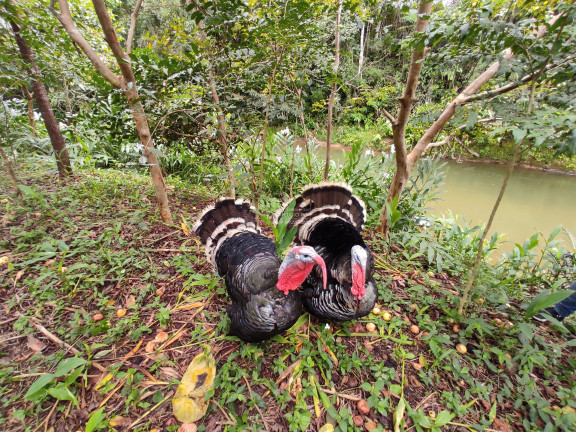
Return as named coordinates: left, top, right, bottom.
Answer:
left=381, top=108, right=395, bottom=124
left=91, top=0, right=134, bottom=83
left=461, top=55, right=573, bottom=105
left=126, top=0, right=144, bottom=55
left=50, top=0, right=123, bottom=88
left=409, top=13, right=562, bottom=164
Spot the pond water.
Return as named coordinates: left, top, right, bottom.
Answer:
left=308, top=146, right=576, bottom=254
left=429, top=160, right=576, bottom=253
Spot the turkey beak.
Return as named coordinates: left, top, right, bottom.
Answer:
left=312, top=254, right=327, bottom=290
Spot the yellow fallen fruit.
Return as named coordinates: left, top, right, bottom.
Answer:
left=173, top=351, right=216, bottom=423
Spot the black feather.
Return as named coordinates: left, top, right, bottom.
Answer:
left=194, top=199, right=302, bottom=342
left=277, top=184, right=377, bottom=321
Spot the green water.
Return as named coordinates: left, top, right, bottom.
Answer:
left=429, top=160, right=576, bottom=253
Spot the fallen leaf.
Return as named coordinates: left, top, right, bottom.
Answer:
left=109, top=416, right=130, bottom=428
left=126, top=295, right=136, bottom=308
left=173, top=351, right=216, bottom=423
left=178, top=424, right=197, bottom=432
left=14, top=270, right=25, bottom=284
left=27, top=335, right=46, bottom=353
left=493, top=418, right=513, bottom=432
left=154, top=331, right=169, bottom=343
left=181, top=220, right=191, bottom=237
left=365, top=420, right=377, bottom=431
left=0, top=256, right=11, bottom=266
left=145, top=341, right=157, bottom=353
left=160, top=367, right=182, bottom=380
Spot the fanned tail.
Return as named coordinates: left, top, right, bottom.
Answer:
left=274, top=182, right=366, bottom=243
left=193, top=198, right=260, bottom=266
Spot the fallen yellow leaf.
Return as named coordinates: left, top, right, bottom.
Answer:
left=172, top=351, right=216, bottom=423
left=0, top=256, right=11, bottom=266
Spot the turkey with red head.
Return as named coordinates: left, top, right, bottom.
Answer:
left=274, top=183, right=377, bottom=321
left=194, top=198, right=327, bottom=343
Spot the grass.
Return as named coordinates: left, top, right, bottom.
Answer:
left=1, top=160, right=576, bottom=432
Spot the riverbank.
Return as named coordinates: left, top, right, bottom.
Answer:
left=305, top=133, right=576, bottom=176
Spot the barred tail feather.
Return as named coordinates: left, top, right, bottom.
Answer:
left=193, top=198, right=260, bottom=266
left=274, top=182, right=366, bottom=242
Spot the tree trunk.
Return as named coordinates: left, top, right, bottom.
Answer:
left=10, top=20, right=73, bottom=178
left=377, top=0, right=432, bottom=234
left=324, top=0, right=342, bottom=181
left=376, top=3, right=561, bottom=237
left=457, top=144, right=520, bottom=316
left=197, top=19, right=235, bottom=197
left=0, top=146, right=21, bottom=195
left=126, top=0, right=143, bottom=55
left=209, top=68, right=235, bottom=198
left=22, top=86, right=37, bottom=136
left=125, top=87, right=173, bottom=224
left=256, top=45, right=285, bottom=209
left=358, top=22, right=365, bottom=78
left=51, top=0, right=173, bottom=224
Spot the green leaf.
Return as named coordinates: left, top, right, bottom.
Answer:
left=489, top=402, right=497, bottom=423
left=277, top=199, right=297, bottom=233
left=25, top=373, right=56, bottom=400
left=393, top=397, right=406, bottom=432
left=512, top=128, right=527, bottom=143
left=465, top=110, right=477, bottom=130
left=547, top=226, right=562, bottom=242
left=277, top=226, right=297, bottom=255
left=48, top=383, right=78, bottom=405
left=525, top=289, right=574, bottom=318
left=55, top=357, right=87, bottom=377
left=434, top=410, right=454, bottom=426
left=85, top=407, right=107, bottom=432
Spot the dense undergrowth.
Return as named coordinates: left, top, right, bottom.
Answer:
left=1, top=159, right=575, bottom=432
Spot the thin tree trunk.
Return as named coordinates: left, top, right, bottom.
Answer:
left=377, top=0, right=432, bottom=234
left=297, top=88, right=314, bottom=178
left=9, top=20, right=73, bottom=178
left=51, top=0, right=173, bottom=224
left=457, top=144, right=521, bottom=316
left=256, top=46, right=285, bottom=209
left=324, top=0, right=342, bottom=181
left=458, top=58, right=547, bottom=316
left=126, top=0, right=143, bottom=55
left=0, top=146, right=21, bottom=196
left=358, top=21, right=365, bottom=78
left=208, top=68, right=235, bottom=197
left=22, top=86, right=37, bottom=136
left=197, top=20, right=235, bottom=197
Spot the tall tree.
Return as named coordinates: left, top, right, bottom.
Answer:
left=50, top=0, right=173, bottom=224
left=377, top=0, right=571, bottom=236
left=324, top=0, right=343, bottom=181
left=6, top=10, right=73, bottom=178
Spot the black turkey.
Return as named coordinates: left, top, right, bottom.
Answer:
left=194, top=198, right=327, bottom=342
left=275, top=183, right=377, bottom=321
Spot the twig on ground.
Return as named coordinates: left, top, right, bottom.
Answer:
left=243, top=376, right=270, bottom=430
left=129, top=390, right=174, bottom=429
left=319, top=388, right=362, bottom=401
left=16, top=313, right=107, bottom=373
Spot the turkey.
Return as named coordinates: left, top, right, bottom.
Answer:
left=274, top=183, right=377, bottom=321
left=193, top=198, right=327, bottom=343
